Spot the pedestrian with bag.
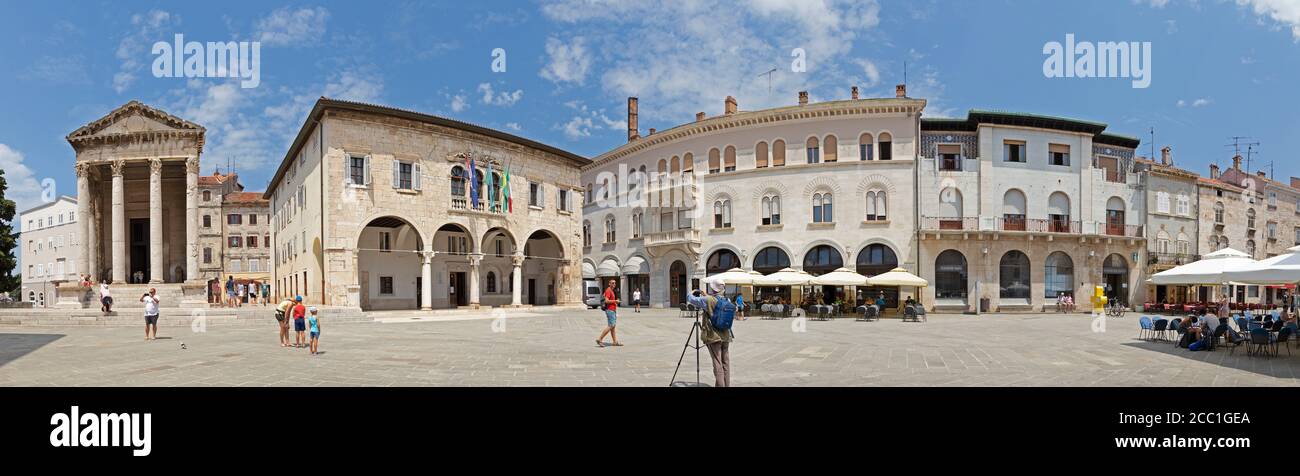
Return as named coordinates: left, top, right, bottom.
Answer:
left=689, top=282, right=735, bottom=387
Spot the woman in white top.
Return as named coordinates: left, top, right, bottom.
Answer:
left=632, top=289, right=642, bottom=313
left=99, top=281, right=113, bottom=314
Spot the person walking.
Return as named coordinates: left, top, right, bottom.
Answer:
left=735, top=292, right=746, bottom=321
left=307, top=306, right=321, bottom=355
left=595, top=279, right=621, bottom=347
left=99, top=280, right=113, bottom=314
left=632, top=288, right=642, bottom=313
left=248, top=281, right=258, bottom=306
left=237, top=282, right=246, bottom=308
left=262, top=282, right=271, bottom=306
left=275, top=296, right=295, bottom=347
left=689, top=282, right=735, bottom=387
left=140, top=287, right=160, bottom=341
left=225, top=276, right=236, bottom=307
left=292, top=296, right=307, bottom=348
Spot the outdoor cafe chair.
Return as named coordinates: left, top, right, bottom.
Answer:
left=858, top=305, right=879, bottom=322
left=1138, top=316, right=1153, bottom=340
left=1207, top=324, right=1229, bottom=351
left=1169, top=319, right=1183, bottom=346
left=1275, top=327, right=1293, bottom=356
left=1152, top=318, right=1169, bottom=342
left=1247, top=328, right=1273, bottom=357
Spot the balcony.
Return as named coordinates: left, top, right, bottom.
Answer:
left=450, top=196, right=505, bottom=214
left=1149, top=252, right=1199, bottom=267
left=1103, top=224, right=1144, bottom=238
left=921, top=216, right=977, bottom=231
left=643, top=228, right=701, bottom=248
left=996, top=217, right=1081, bottom=234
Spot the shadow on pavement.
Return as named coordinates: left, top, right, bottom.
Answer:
left=0, top=333, right=65, bottom=367
left=1122, top=338, right=1300, bottom=380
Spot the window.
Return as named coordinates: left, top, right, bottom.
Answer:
left=823, top=135, right=837, bottom=162
left=1156, top=191, right=1171, bottom=214
left=559, top=189, right=570, bottom=212
left=203, top=247, right=212, bottom=264
left=1268, top=222, right=1278, bottom=240
left=529, top=182, right=541, bottom=207
left=1176, top=194, right=1191, bottom=216
left=683, top=153, right=694, bottom=174
left=248, top=235, right=259, bottom=248
left=1003, top=140, right=1026, bottom=163
left=230, top=259, right=242, bottom=272
left=249, top=259, right=260, bottom=273
left=1048, top=192, right=1071, bottom=233
left=762, top=194, right=781, bottom=225
left=486, top=272, right=497, bottom=293
left=348, top=154, right=369, bottom=185
left=999, top=250, right=1031, bottom=301
left=393, top=160, right=420, bottom=190
left=865, top=191, right=887, bottom=221
left=1294, top=227, right=1300, bottom=245
left=805, top=137, right=820, bottom=164
left=812, top=193, right=833, bottom=223
left=712, top=199, right=732, bottom=229
left=203, top=190, right=211, bottom=201
left=1044, top=252, right=1075, bottom=298
left=708, top=148, right=721, bottom=174
left=379, top=276, right=394, bottom=295
left=1269, top=192, right=1278, bottom=208
left=938, top=144, right=962, bottom=171
left=855, top=244, right=898, bottom=277
left=1002, top=190, right=1027, bottom=231
left=752, top=247, right=790, bottom=274
left=756, top=142, right=769, bottom=168
left=632, top=211, right=643, bottom=238
left=583, top=221, right=591, bottom=247
left=723, top=146, right=737, bottom=171
left=706, top=249, right=740, bottom=275
left=379, top=231, right=392, bottom=252
left=802, top=245, right=843, bottom=275
left=1247, top=209, right=1257, bottom=229
left=228, top=214, right=242, bottom=225
left=1247, top=240, right=1257, bottom=257
left=859, top=133, right=874, bottom=161
left=1214, top=202, right=1225, bottom=223
left=604, top=216, right=616, bottom=243
left=1049, top=143, right=1070, bottom=166
left=772, top=139, right=786, bottom=166
left=878, top=132, right=893, bottom=160
left=228, top=236, right=242, bottom=248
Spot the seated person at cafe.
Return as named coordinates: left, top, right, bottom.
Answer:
left=1184, top=314, right=1203, bottom=344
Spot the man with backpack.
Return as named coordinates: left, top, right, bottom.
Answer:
left=595, top=279, right=621, bottom=347
left=689, top=282, right=735, bottom=387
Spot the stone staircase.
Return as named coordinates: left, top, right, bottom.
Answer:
left=0, top=306, right=372, bottom=327
left=56, top=283, right=204, bottom=309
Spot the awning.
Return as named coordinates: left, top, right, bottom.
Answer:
left=582, top=261, right=596, bottom=279
left=867, top=268, right=929, bottom=287
left=1150, top=248, right=1256, bottom=285
left=621, top=256, right=649, bottom=274
left=596, top=258, right=621, bottom=277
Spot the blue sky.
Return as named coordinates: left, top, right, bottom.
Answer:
left=2, top=0, right=1299, bottom=217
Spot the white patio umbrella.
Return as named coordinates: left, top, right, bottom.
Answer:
left=866, top=268, right=930, bottom=287
left=1149, top=248, right=1256, bottom=285
left=752, top=268, right=813, bottom=286
left=702, top=268, right=757, bottom=286
left=1222, top=245, right=1300, bottom=285
left=810, top=267, right=869, bottom=286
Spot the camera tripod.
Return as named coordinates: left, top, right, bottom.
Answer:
left=670, top=315, right=704, bottom=386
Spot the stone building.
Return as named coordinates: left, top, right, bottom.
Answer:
left=265, top=98, right=588, bottom=310
left=917, top=111, right=1147, bottom=312
left=1215, top=156, right=1300, bottom=305
left=18, top=196, right=79, bottom=306
left=1136, top=148, right=1201, bottom=305
left=59, top=100, right=207, bottom=307
left=580, top=86, right=924, bottom=309
left=195, top=171, right=271, bottom=287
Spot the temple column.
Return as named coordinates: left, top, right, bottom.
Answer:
left=88, top=185, right=99, bottom=281
left=110, top=160, right=126, bottom=284
left=185, top=157, right=199, bottom=282
left=75, top=164, right=91, bottom=281
left=511, top=252, right=524, bottom=306
left=421, top=250, right=434, bottom=310
left=468, top=252, right=483, bottom=308
left=148, top=158, right=163, bottom=283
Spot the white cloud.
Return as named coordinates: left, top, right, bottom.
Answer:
left=477, top=83, right=524, bottom=106
left=450, top=94, right=469, bottom=113
left=553, top=100, right=625, bottom=140
left=1236, top=0, right=1300, bottom=40
left=540, top=36, right=592, bottom=85
left=255, top=6, right=330, bottom=47
left=0, top=144, right=48, bottom=215
left=560, top=116, right=594, bottom=139
left=1176, top=98, right=1212, bottom=107
left=539, top=0, right=888, bottom=123
left=114, top=9, right=177, bottom=93
left=504, top=122, right=522, bottom=132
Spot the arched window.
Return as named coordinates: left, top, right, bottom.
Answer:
left=806, top=136, right=820, bottom=164
left=855, top=244, right=897, bottom=276
left=812, top=192, right=833, bottom=223
left=865, top=191, right=887, bottom=221
left=683, top=153, right=694, bottom=174
left=450, top=166, right=467, bottom=197
left=938, top=188, right=964, bottom=229
left=1048, top=192, right=1071, bottom=232
left=708, top=149, right=720, bottom=173
left=1106, top=197, right=1126, bottom=236
left=1002, top=189, right=1027, bottom=231
left=723, top=146, right=736, bottom=171
left=486, top=272, right=497, bottom=293
left=859, top=133, right=874, bottom=161
left=878, top=132, right=893, bottom=160
left=935, top=250, right=968, bottom=300
left=604, top=215, right=616, bottom=243
left=706, top=249, right=740, bottom=275
left=762, top=194, right=781, bottom=225
left=802, top=245, right=843, bottom=275
left=670, top=155, right=681, bottom=174
left=1045, top=251, right=1074, bottom=298
left=1219, top=236, right=1230, bottom=250
left=772, top=139, right=786, bottom=166
left=1177, top=233, right=1191, bottom=255
left=582, top=221, right=591, bottom=247
left=823, top=135, right=838, bottom=162
left=755, top=142, right=769, bottom=168
left=999, top=250, right=1031, bottom=301
left=1156, top=230, right=1171, bottom=253
left=712, top=199, right=732, bottom=229
left=753, top=247, right=790, bottom=274
left=1214, top=202, right=1225, bottom=223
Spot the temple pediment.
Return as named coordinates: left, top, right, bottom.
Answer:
left=66, top=100, right=205, bottom=147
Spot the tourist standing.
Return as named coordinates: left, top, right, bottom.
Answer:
left=275, top=297, right=294, bottom=347
left=140, top=288, right=160, bottom=341
left=632, top=288, right=642, bottom=313
left=595, top=279, right=620, bottom=347
left=262, top=282, right=271, bottom=306
left=689, top=282, right=734, bottom=387
left=248, top=281, right=258, bottom=305
left=225, top=276, right=236, bottom=307
left=100, top=281, right=113, bottom=314
left=307, top=306, right=321, bottom=355
left=292, top=296, right=307, bottom=348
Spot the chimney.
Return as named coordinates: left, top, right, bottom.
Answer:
left=1160, top=146, right=1171, bottom=166
left=895, top=83, right=906, bottom=98
left=1210, top=164, right=1220, bottom=179
left=1291, top=177, right=1300, bottom=189
left=648, top=128, right=656, bottom=135
left=851, top=86, right=859, bottom=100
left=1258, top=170, right=1267, bottom=178
left=627, top=97, right=639, bottom=142
left=696, top=112, right=706, bottom=122
left=724, top=96, right=737, bottom=115
left=1232, top=154, right=1243, bottom=170
left=798, top=91, right=808, bottom=105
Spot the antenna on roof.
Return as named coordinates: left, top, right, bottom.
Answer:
left=758, top=68, right=778, bottom=94
left=1148, top=127, right=1154, bottom=161
left=903, top=61, right=908, bottom=92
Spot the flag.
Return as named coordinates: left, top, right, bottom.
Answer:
left=469, top=155, right=478, bottom=206
left=486, top=163, right=496, bottom=211
left=504, top=160, right=512, bottom=213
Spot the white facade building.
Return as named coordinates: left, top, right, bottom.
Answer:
left=19, top=196, right=80, bottom=306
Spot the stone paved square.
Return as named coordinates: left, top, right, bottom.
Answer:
left=2, top=309, right=1298, bottom=387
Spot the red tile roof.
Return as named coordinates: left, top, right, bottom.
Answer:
left=198, top=172, right=237, bottom=186
left=224, top=192, right=268, bottom=204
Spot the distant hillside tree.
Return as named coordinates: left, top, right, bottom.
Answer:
left=0, top=170, right=20, bottom=294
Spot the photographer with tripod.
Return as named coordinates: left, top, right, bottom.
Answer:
left=688, top=282, right=735, bottom=387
